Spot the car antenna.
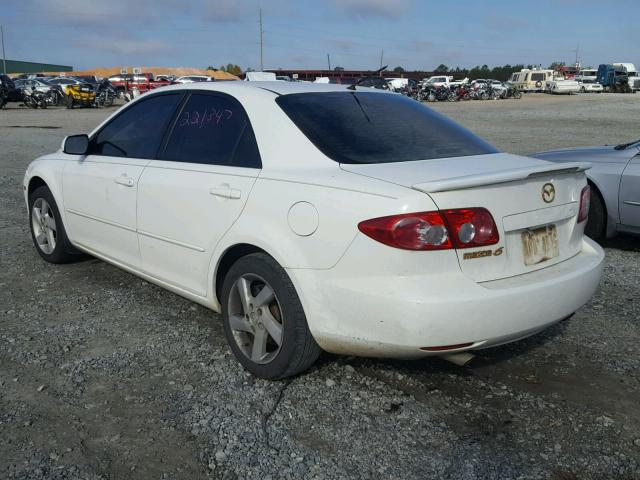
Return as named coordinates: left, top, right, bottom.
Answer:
left=347, top=83, right=357, bottom=91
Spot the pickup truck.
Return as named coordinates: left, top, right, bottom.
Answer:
left=107, top=73, right=171, bottom=95
left=421, top=75, right=468, bottom=88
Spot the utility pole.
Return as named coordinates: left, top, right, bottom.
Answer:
left=574, top=44, right=580, bottom=67
left=259, top=9, right=264, bottom=71
left=327, top=53, right=331, bottom=71
left=1, top=25, right=6, bottom=75
left=379, top=49, right=384, bottom=71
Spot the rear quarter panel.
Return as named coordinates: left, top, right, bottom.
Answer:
left=207, top=168, right=440, bottom=309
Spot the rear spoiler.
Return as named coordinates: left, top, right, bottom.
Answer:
left=411, top=162, right=591, bottom=193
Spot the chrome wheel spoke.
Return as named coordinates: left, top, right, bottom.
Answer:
left=251, top=328, right=268, bottom=362
left=236, top=277, right=253, bottom=313
left=261, top=311, right=283, bottom=346
left=253, top=284, right=274, bottom=308
left=35, top=232, right=47, bottom=245
left=44, top=215, right=56, bottom=231
left=33, top=207, right=42, bottom=224
left=229, top=314, right=252, bottom=333
left=46, top=228, right=56, bottom=250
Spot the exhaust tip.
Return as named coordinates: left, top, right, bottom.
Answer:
left=439, top=352, right=475, bottom=367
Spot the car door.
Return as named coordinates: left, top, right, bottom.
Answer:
left=619, top=151, right=640, bottom=227
left=137, top=91, right=261, bottom=296
left=62, top=92, right=184, bottom=267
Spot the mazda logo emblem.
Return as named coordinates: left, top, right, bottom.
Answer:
left=541, top=183, right=555, bottom=203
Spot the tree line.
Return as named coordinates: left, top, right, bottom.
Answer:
left=208, top=63, right=560, bottom=82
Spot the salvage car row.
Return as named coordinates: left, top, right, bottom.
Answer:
left=0, top=72, right=215, bottom=110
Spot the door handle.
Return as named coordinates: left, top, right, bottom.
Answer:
left=210, top=186, right=241, bottom=200
left=114, top=175, right=135, bottom=187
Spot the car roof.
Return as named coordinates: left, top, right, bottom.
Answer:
left=158, top=81, right=369, bottom=97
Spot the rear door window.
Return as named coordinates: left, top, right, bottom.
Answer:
left=159, top=92, right=261, bottom=168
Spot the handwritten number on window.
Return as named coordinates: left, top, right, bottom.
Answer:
left=179, top=108, right=234, bottom=128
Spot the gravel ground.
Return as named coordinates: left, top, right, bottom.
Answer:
left=1, top=94, right=639, bottom=480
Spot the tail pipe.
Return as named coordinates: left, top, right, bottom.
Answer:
left=439, top=352, right=475, bottom=367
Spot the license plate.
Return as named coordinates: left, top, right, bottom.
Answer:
left=81, top=87, right=90, bottom=92
left=521, top=225, right=559, bottom=266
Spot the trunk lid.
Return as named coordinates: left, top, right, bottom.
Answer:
left=341, top=153, right=590, bottom=282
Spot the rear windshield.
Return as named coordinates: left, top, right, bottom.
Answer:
left=276, top=92, right=498, bottom=164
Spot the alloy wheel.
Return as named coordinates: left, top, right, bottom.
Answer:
left=227, top=273, right=284, bottom=364
left=31, top=198, right=57, bottom=254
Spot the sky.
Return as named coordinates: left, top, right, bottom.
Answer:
left=2, top=0, right=639, bottom=72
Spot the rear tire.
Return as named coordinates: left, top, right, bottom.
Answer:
left=584, top=187, right=606, bottom=242
left=221, top=253, right=321, bottom=379
left=29, top=185, right=82, bottom=263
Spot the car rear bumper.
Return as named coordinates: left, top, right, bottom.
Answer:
left=289, top=236, right=604, bottom=358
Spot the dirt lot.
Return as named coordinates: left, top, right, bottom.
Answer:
left=1, top=93, right=639, bottom=480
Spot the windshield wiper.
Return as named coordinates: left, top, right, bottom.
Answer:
left=614, top=138, right=640, bottom=150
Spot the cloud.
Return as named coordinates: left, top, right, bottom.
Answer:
left=24, top=0, right=132, bottom=26
left=324, top=38, right=359, bottom=52
left=409, top=40, right=435, bottom=51
left=484, top=14, right=528, bottom=32
left=79, top=36, right=174, bottom=56
left=20, top=0, right=258, bottom=26
left=203, top=0, right=256, bottom=22
left=331, top=0, right=414, bottom=19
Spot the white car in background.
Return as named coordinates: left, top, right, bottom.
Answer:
left=423, top=75, right=452, bottom=87
left=173, top=75, right=213, bottom=84
left=23, top=82, right=604, bottom=379
left=386, top=78, right=408, bottom=91
left=244, top=71, right=277, bottom=82
left=578, top=79, right=603, bottom=93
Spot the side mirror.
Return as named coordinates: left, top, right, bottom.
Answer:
left=63, top=134, right=89, bottom=155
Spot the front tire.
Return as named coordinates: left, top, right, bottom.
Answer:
left=29, top=185, right=81, bottom=263
left=66, top=95, right=74, bottom=109
left=221, top=253, right=321, bottom=379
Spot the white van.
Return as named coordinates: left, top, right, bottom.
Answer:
left=575, top=69, right=597, bottom=82
left=509, top=69, right=555, bottom=92
left=245, top=71, right=277, bottom=82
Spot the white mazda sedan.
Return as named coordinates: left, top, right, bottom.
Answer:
left=24, top=82, right=604, bottom=379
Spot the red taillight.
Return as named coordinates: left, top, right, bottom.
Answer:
left=358, top=211, right=452, bottom=250
left=577, top=185, right=590, bottom=223
left=442, top=207, right=500, bottom=249
left=358, top=208, right=499, bottom=251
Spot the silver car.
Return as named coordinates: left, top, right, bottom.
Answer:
left=533, top=139, right=640, bottom=240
